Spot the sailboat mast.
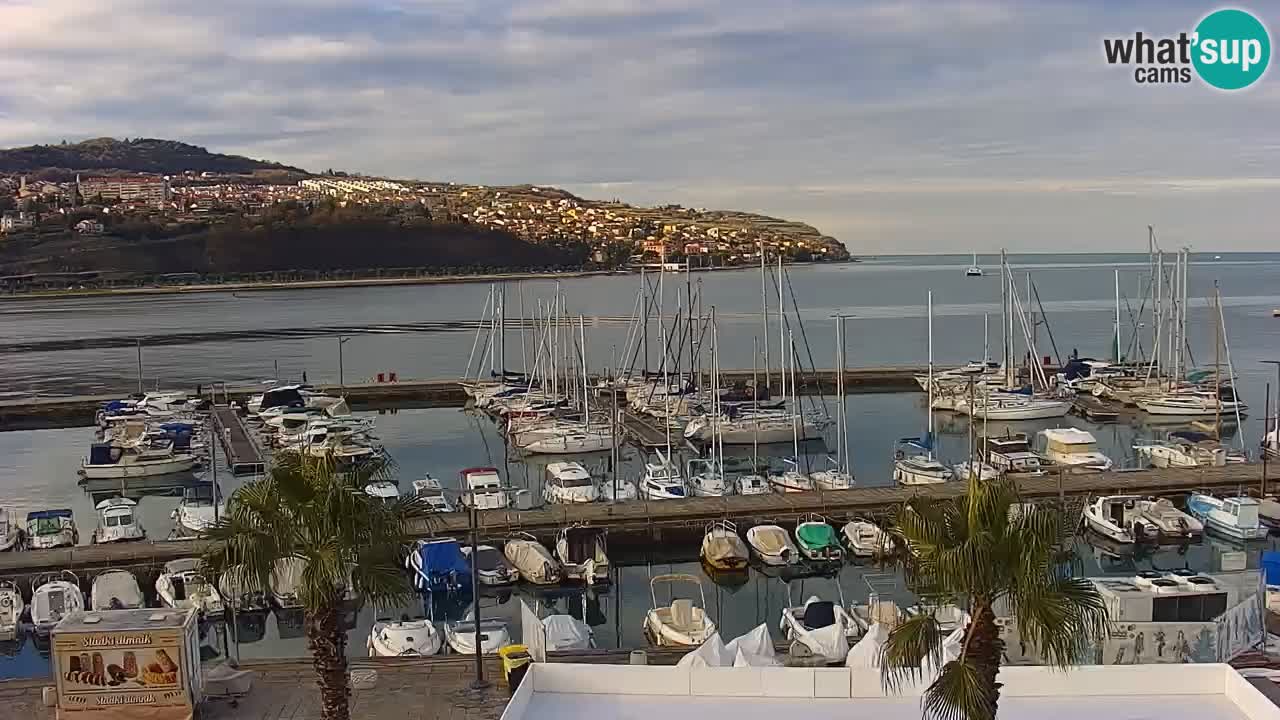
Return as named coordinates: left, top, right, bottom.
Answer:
left=927, top=290, right=935, bottom=458
left=760, top=243, right=770, bottom=392
left=580, top=314, right=590, bottom=427
left=778, top=255, right=786, bottom=405
left=837, top=315, right=849, bottom=474
left=789, top=330, right=800, bottom=460
left=983, top=313, right=989, bottom=364
left=659, top=248, right=671, bottom=455
left=1114, top=269, right=1121, bottom=362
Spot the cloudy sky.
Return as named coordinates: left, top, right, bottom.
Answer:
left=1, top=0, right=1277, bottom=252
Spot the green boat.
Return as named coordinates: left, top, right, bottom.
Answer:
left=794, top=515, right=843, bottom=561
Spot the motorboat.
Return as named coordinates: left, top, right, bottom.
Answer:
left=982, top=433, right=1045, bottom=476
left=640, top=453, right=687, bottom=500
left=156, top=558, right=224, bottom=614
left=80, top=441, right=196, bottom=479
left=1139, top=386, right=1247, bottom=417
left=745, top=524, right=799, bottom=566
left=555, top=525, right=610, bottom=585
left=734, top=473, right=772, bottom=496
left=597, top=475, right=638, bottom=502
left=965, top=253, right=983, bottom=277
left=24, top=509, right=78, bottom=550
left=1034, top=428, right=1112, bottom=471
left=542, top=614, right=594, bottom=651
left=246, top=384, right=307, bottom=417
left=411, top=475, right=455, bottom=513
left=460, top=544, right=519, bottom=586
left=173, top=485, right=223, bottom=537
left=406, top=538, right=471, bottom=594
left=90, top=498, right=145, bottom=544
left=780, top=593, right=862, bottom=663
left=445, top=614, right=511, bottom=655
left=30, top=571, right=84, bottom=635
left=270, top=557, right=305, bottom=609
left=1136, top=497, right=1203, bottom=540
left=218, top=568, right=270, bottom=612
left=363, top=481, right=401, bottom=503
left=504, top=532, right=562, bottom=585
left=810, top=468, right=854, bottom=491
left=543, top=462, right=600, bottom=504
left=457, top=467, right=510, bottom=510
left=893, top=439, right=953, bottom=486
left=1186, top=493, right=1267, bottom=541
left=0, top=581, right=24, bottom=642
left=1135, top=431, right=1247, bottom=468
left=841, top=519, right=885, bottom=557
left=0, top=509, right=22, bottom=552
left=644, top=574, right=716, bottom=647
left=907, top=604, right=968, bottom=634
left=951, top=459, right=1000, bottom=482
left=794, top=514, right=843, bottom=562
left=89, top=569, right=144, bottom=611
left=368, top=615, right=442, bottom=657
left=1083, top=495, right=1157, bottom=545
left=955, top=394, right=1071, bottom=421
left=700, top=520, right=749, bottom=571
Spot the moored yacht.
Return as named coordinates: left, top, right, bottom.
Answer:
left=91, top=498, right=145, bottom=544
left=640, top=453, right=687, bottom=500
left=172, top=485, right=223, bottom=537
left=893, top=439, right=953, bottom=485
left=30, top=571, right=84, bottom=635
left=411, top=475, right=455, bottom=513
left=80, top=441, right=196, bottom=479
left=156, top=558, right=225, bottom=614
left=0, top=509, right=22, bottom=552
left=1135, top=431, right=1247, bottom=468
left=1034, top=428, right=1112, bottom=471
left=543, top=462, right=600, bottom=504
left=1186, top=493, right=1267, bottom=541
left=457, top=467, right=510, bottom=510
left=25, top=509, right=77, bottom=549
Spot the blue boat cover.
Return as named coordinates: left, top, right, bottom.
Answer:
left=1263, top=551, right=1280, bottom=586
left=411, top=540, right=471, bottom=593
left=159, top=422, right=195, bottom=432
left=26, top=509, right=73, bottom=520
left=103, top=400, right=132, bottom=411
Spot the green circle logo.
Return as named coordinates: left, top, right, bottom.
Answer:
left=1192, top=8, right=1271, bottom=90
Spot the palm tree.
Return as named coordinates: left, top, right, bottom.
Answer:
left=202, top=453, right=428, bottom=720
left=878, top=476, right=1109, bottom=720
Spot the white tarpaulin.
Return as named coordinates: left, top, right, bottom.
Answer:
left=846, top=622, right=889, bottom=668
left=678, top=624, right=779, bottom=668
left=543, top=615, right=593, bottom=651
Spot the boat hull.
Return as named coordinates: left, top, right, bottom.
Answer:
left=81, top=456, right=196, bottom=479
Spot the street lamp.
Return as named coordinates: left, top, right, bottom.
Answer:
left=337, top=336, right=350, bottom=393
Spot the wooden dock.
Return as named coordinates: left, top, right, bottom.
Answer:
left=210, top=406, right=265, bottom=475
left=0, top=463, right=1273, bottom=583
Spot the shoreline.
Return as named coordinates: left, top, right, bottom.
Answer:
left=0, top=261, right=844, bottom=302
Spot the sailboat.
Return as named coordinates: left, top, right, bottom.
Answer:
left=689, top=311, right=730, bottom=497
left=966, top=253, right=983, bottom=277
left=811, top=316, right=854, bottom=491
left=895, top=291, right=953, bottom=486
left=767, top=329, right=813, bottom=493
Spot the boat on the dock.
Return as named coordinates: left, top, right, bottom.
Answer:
left=460, top=544, right=519, bottom=586
left=688, top=458, right=730, bottom=497
left=90, top=497, right=145, bottom=544
left=156, top=558, right=224, bottom=614
left=0, top=581, right=23, bottom=641
left=1134, top=431, right=1246, bottom=468
left=810, top=467, right=854, bottom=491
left=504, top=532, right=562, bottom=585
left=639, top=453, right=687, bottom=500
left=1136, top=497, right=1203, bottom=539
left=89, top=569, right=144, bottom=611
left=644, top=574, right=716, bottom=647
left=955, top=393, right=1071, bottom=421
left=406, top=538, right=471, bottom=594
left=515, top=421, right=614, bottom=455
left=597, top=475, right=638, bottom=502
left=543, top=462, right=600, bottom=504
left=368, top=614, right=442, bottom=657
left=1083, top=496, right=1157, bottom=545
left=965, top=253, right=983, bottom=277
left=734, top=473, right=772, bottom=496
left=1186, top=493, right=1267, bottom=541
left=841, top=519, right=885, bottom=557
left=745, top=524, right=798, bottom=566
left=24, top=510, right=76, bottom=550
left=411, top=475, right=455, bottom=513
left=0, top=509, right=22, bottom=552
left=700, top=520, right=749, bottom=571
left=982, top=432, right=1046, bottom=476
left=951, top=459, right=1001, bottom=482
left=555, top=525, right=610, bottom=585
left=1138, top=385, right=1247, bottom=417
left=780, top=588, right=863, bottom=662
left=683, top=409, right=826, bottom=445
left=445, top=614, right=511, bottom=655
left=30, top=571, right=83, bottom=635
left=363, top=481, right=401, bottom=503
left=1033, top=428, right=1113, bottom=471
left=457, top=467, right=510, bottom=510
left=767, top=461, right=813, bottom=493
left=80, top=441, right=196, bottom=479
left=893, top=439, right=953, bottom=485
left=173, top=485, right=223, bottom=537
left=794, top=514, right=843, bottom=562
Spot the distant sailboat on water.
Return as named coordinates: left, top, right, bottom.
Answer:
left=966, top=253, right=983, bottom=277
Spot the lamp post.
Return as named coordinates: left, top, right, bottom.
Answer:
left=337, top=336, right=350, bottom=393
left=1262, top=361, right=1280, bottom=496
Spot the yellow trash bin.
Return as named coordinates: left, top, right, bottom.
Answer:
left=499, top=644, right=532, bottom=693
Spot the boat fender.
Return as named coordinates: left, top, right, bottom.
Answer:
left=0, top=596, right=9, bottom=608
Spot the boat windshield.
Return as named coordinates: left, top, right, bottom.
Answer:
left=105, top=512, right=134, bottom=527
left=33, top=517, right=65, bottom=535
left=555, top=473, right=593, bottom=487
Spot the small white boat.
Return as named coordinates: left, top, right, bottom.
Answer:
left=543, top=462, right=600, bottom=504
left=780, top=593, right=862, bottom=662
left=156, top=558, right=224, bottom=614
left=644, top=574, right=716, bottom=647
left=363, top=481, right=401, bottom=502
left=734, top=473, right=772, bottom=496
left=542, top=614, right=594, bottom=651
left=810, top=468, right=854, bottom=491
left=982, top=433, right=1045, bottom=476
left=25, top=509, right=78, bottom=550
left=794, top=514, right=843, bottom=562
left=460, top=544, right=519, bottom=586
left=555, top=525, right=610, bottom=585
left=457, top=467, right=510, bottom=510
left=684, top=412, right=827, bottom=445
left=745, top=524, right=798, bottom=566
left=270, top=557, right=306, bottom=609
left=504, top=532, right=562, bottom=585
left=1083, top=495, right=1157, bottom=545
left=688, top=459, right=731, bottom=497
left=1135, top=431, right=1247, bottom=468
left=31, top=572, right=84, bottom=635
left=90, top=569, right=144, bottom=611
left=173, top=486, right=223, bottom=537
left=1034, top=428, right=1112, bottom=471
left=368, top=615, right=442, bottom=657
left=597, top=476, right=638, bottom=502
left=767, top=468, right=813, bottom=493
left=515, top=421, right=614, bottom=455
left=80, top=441, right=196, bottom=479
left=700, top=520, right=749, bottom=571
left=218, top=569, right=270, bottom=612
left=1139, top=387, right=1247, bottom=417
left=965, top=253, right=983, bottom=277
left=1136, top=497, right=1203, bottom=539
left=1186, top=493, right=1267, bottom=541
left=951, top=459, right=1001, bottom=482
left=0, top=580, right=24, bottom=641
left=91, top=498, right=145, bottom=544
left=446, top=615, right=511, bottom=655
left=640, top=453, right=687, bottom=500
left=412, top=475, right=455, bottom=513
left=0, top=509, right=22, bottom=552
left=841, top=519, right=885, bottom=557
left=956, top=394, right=1071, bottom=421
left=894, top=454, right=953, bottom=486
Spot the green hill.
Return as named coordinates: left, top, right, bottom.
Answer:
left=0, top=137, right=306, bottom=175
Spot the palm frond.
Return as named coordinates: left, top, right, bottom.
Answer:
left=923, top=659, right=999, bottom=720
left=880, top=612, right=945, bottom=693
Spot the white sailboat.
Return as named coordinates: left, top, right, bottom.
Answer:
left=812, top=316, right=855, bottom=491
left=640, top=452, right=687, bottom=500
left=965, top=253, right=983, bottom=277
left=896, top=291, right=952, bottom=486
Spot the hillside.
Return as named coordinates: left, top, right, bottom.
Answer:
left=0, top=137, right=306, bottom=175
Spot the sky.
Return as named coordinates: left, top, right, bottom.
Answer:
left=0, top=0, right=1277, bottom=253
